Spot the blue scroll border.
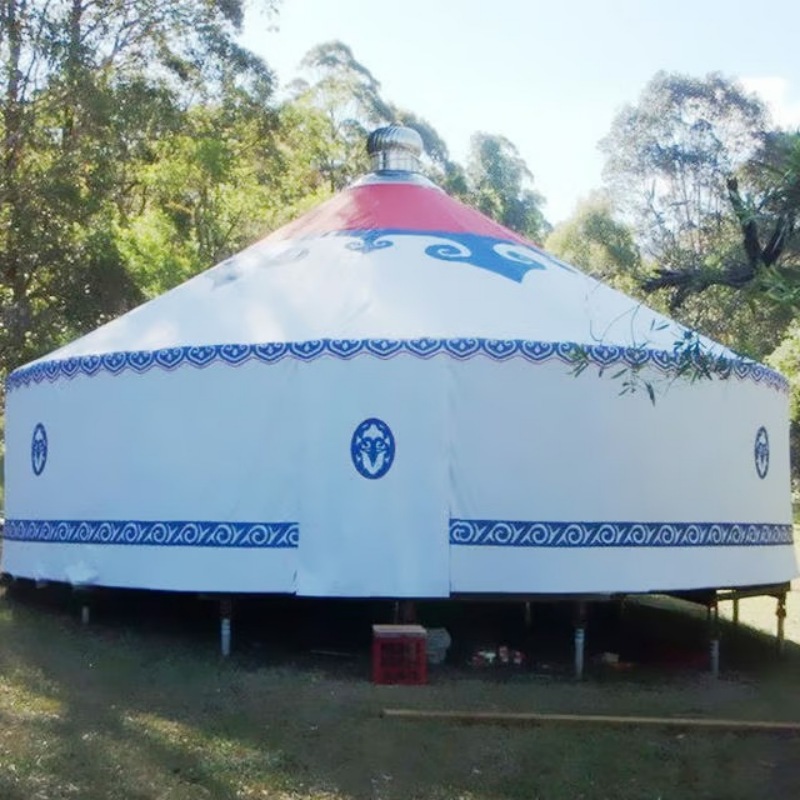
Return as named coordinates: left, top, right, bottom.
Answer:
left=5, top=338, right=788, bottom=394
left=449, top=519, right=794, bottom=548
left=3, top=518, right=792, bottom=548
left=3, top=519, right=299, bottom=548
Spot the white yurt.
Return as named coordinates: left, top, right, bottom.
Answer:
left=3, top=127, right=796, bottom=599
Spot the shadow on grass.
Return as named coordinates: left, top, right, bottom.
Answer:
left=2, top=585, right=800, bottom=799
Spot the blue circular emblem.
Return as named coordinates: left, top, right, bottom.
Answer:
left=31, top=423, right=48, bottom=476
left=351, top=418, right=395, bottom=479
left=754, top=426, right=769, bottom=479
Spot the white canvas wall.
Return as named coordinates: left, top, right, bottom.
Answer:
left=3, top=350, right=793, bottom=595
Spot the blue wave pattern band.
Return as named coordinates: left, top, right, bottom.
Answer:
left=449, top=520, right=794, bottom=547
left=5, top=338, right=787, bottom=393
left=4, top=519, right=792, bottom=549
left=4, top=519, right=299, bottom=548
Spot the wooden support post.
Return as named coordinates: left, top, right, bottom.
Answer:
left=574, top=602, right=587, bottom=681
left=709, top=601, right=720, bottom=678
left=399, top=601, right=417, bottom=624
left=220, top=597, right=233, bottom=657
left=732, top=596, right=739, bottom=627
left=777, top=593, right=787, bottom=656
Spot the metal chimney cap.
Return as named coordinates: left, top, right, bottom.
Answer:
left=367, top=125, right=424, bottom=173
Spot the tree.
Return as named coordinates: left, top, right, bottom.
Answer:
left=0, top=0, right=278, bottom=371
left=466, top=133, right=549, bottom=242
left=284, top=43, right=549, bottom=240
left=545, top=193, right=642, bottom=291
left=719, top=131, right=800, bottom=303
left=391, top=107, right=469, bottom=197
left=118, top=102, right=286, bottom=297
left=600, top=72, right=768, bottom=308
left=597, top=71, right=800, bottom=359
left=288, top=41, right=391, bottom=191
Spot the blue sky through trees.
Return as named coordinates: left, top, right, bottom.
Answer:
left=242, top=0, right=800, bottom=223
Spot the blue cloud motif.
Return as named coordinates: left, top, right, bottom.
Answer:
left=334, top=229, right=550, bottom=283
left=31, top=423, right=47, bottom=476
left=351, top=418, right=395, bottom=479
left=755, top=426, right=769, bottom=479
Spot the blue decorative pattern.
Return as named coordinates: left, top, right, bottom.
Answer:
left=4, top=518, right=792, bottom=549
left=351, top=417, right=395, bottom=479
left=755, top=426, right=769, bottom=479
left=31, top=423, right=47, bottom=476
left=6, top=338, right=788, bottom=394
left=336, top=229, right=554, bottom=282
left=4, top=519, right=299, bottom=548
left=449, top=519, right=793, bottom=548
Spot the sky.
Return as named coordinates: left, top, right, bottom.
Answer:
left=241, top=0, right=800, bottom=225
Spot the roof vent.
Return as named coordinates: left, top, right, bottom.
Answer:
left=367, top=125, right=424, bottom=173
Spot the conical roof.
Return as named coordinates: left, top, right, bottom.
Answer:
left=11, top=127, right=752, bottom=389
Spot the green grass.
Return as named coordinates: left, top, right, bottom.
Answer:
left=1, top=589, right=800, bottom=799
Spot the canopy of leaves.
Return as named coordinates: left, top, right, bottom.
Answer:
left=601, top=71, right=767, bottom=271
left=596, top=71, right=800, bottom=358
left=465, top=133, right=549, bottom=242
left=545, top=193, right=641, bottom=291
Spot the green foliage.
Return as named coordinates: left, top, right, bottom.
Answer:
left=287, top=40, right=389, bottom=190
left=0, top=0, right=280, bottom=372
left=595, top=71, right=800, bottom=365
left=545, top=193, right=642, bottom=292
left=768, top=328, right=800, bottom=489
left=465, top=132, right=550, bottom=242
left=601, top=71, right=766, bottom=272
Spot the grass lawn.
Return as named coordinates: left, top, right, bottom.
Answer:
left=1, top=586, right=800, bottom=800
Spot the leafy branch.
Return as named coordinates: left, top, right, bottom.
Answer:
left=568, top=328, right=735, bottom=405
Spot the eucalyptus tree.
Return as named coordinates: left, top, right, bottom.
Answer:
left=598, top=71, right=800, bottom=359
left=0, top=0, right=278, bottom=371
left=465, top=132, right=550, bottom=242
left=288, top=40, right=391, bottom=190
left=600, top=72, right=768, bottom=306
left=545, top=193, right=642, bottom=290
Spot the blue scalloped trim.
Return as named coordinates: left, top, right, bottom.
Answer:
left=449, top=519, right=794, bottom=547
left=4, top=519, right=298, bottom=548
left=5, top=338, right=787, bottom=393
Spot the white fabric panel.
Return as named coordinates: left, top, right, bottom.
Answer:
left=36, top=235, right=726, bottom=364
left=3, top=351, right=793, bottom=596
left=3, top=362, right=299, bottom=592
left=449, top=359, right=794, bottom=593
left=450, top=546, right=797, bottom=595
left=296, top=357, right=449, bottom=597
left=450, top=360, right=789, bottom=521
left=4, top=542, right=297, bottom=593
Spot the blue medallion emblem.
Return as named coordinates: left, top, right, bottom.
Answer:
left=351, top=418, right=395, bottom=479
left=754, top=426, right=769, bottom=479
left=31, top=423, right=48, bottom=476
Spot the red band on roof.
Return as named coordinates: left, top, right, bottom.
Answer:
left=268, top=182, right=533, bottom=244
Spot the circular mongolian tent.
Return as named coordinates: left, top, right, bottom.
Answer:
left=2, top=127, right=796, bottom=599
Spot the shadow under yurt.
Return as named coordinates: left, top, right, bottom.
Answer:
left=3, top=126, right=796, bottom=675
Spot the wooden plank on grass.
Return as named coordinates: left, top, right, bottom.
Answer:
left=381, top=709, right=800, bottom=733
